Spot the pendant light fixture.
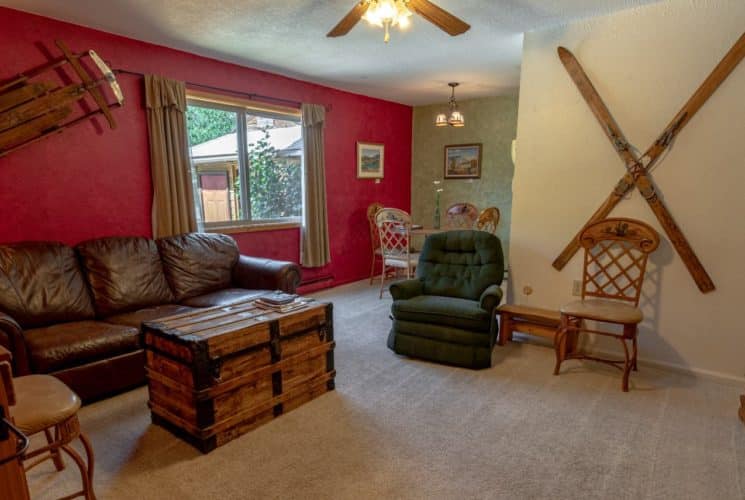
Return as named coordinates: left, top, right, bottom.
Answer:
left=435, top=82, right=465, bottom=127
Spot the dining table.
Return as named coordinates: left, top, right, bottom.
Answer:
left=409, top=225, right=446, bottom=236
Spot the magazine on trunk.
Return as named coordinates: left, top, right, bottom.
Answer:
left=255, top=299, right=307, bottom=313
left=259, top=291, right=298, bottom=305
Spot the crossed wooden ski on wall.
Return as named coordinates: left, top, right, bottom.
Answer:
left=552, top=32, right=745, bottom=293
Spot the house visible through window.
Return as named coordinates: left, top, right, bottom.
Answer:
left=186, top=96, right=303, bottom=229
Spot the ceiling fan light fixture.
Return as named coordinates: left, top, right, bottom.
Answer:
left=377, top=0, right=398, bottom=20
left=361, top=6, right=383, bottom=26
left=362, top=0, right=413, bottom=42
left=326, top=1, right=470, bottom=42
left=396, top=14, right=411, bottom=30
left=435, top=113, right=448, bottom=127
left=393, top=0, right=413, bottom=28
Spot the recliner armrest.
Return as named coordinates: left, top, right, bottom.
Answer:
left=232, top=255, right=302, bottom=293
left=389, top=279, right=424, bottom=301
left=479, top=285, right=504, bottom=312
left=0, top=312, right=30, bottom=375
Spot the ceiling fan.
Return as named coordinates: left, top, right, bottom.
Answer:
left=327, top=0, right=470, bottom=43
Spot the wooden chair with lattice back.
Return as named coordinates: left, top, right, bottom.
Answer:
left=367, top=202, right=384, bottom=285
left=553, top=218, right=660, bottom=392
left=445, top=203, right=479, bottom=229
left=375, top=208, right=419, bottom=299
left=476, top=207, right=500, bottom=234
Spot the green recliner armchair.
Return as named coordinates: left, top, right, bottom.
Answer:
left=387, top=230, right=505, bottom=369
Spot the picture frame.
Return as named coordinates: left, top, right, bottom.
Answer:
left=444, top=143, right=482, bottom=179
left=357, top=142, right=384, bottom=179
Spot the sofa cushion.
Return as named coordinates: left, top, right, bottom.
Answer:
left=104, top=304, right=197, bottom=330
left=392, top=295, right=491, bottom=332
left=76, top=237, right=175, bottom=317
left=157, top=233, right=239, bottom=301
left=0, top=242, right=95, bottom=329
left=416, top=230, right=504, bottom=301
left=24, top=320, right=140, bottom=373
left=180, top=288, right=264, bottom=308
left=52, top=350, right=145, bottom=402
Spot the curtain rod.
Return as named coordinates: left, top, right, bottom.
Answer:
left=115, top=68, right=331, bottom=111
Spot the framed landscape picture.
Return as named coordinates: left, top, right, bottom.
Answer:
left=444, top=143, right=482, bottom=179
left=357, top=142, right=384, bottom=179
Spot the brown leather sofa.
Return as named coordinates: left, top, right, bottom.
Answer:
left=0, top=233, right=301, bottom=401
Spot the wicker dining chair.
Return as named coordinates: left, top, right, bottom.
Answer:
left=375, top=208, right=419, bottom=299
left=553, top=218, right=660, bottom=392
left=445, top=203, right=479, bottom=229
left=367, top=202, right=384, bottom=285
left=476, top=207, right=501, bottom=234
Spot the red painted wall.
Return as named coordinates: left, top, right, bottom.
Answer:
left=0, top=8, right=412, bottom=289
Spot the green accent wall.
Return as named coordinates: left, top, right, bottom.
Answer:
left=411, top=96, right=518, bottom=259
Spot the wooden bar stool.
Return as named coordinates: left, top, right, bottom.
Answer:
left=10, top=375, right=95, bottom=500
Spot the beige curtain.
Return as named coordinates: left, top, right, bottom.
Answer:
left=144, top=75, right=197, bottom=238
left=301, top=103, right=331, bottom=267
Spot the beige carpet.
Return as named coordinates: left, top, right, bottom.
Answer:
left=27, top=280, right=745, bottom=499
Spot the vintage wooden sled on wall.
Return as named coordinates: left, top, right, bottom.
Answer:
left=0, top=39, right=124, bottom=158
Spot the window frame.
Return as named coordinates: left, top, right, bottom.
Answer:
left=186, top=91, right=303, bottom=233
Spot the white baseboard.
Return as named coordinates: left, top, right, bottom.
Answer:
left=511, top=333, right=745, bottom=387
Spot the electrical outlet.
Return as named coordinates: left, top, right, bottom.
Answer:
left=572, top=280, right=581, bottom=296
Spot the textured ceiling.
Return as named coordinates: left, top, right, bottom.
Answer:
left=2, top=0, right=659, bottom=105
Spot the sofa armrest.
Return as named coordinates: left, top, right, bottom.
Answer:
left=232, top=255, right=302, bottom=293
left=389, top=279, right=424, bottom=301
left=0, top=312, right=30, bottom=375
left=479, top=285, right=504, bottom=312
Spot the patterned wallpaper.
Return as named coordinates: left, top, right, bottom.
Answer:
left=411, top=96, right=518, bottom=260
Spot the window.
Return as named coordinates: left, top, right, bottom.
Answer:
left=186, top=95, right=303, bottom=230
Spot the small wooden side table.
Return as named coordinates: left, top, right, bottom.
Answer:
left=497, top=304, right=581, bottom=351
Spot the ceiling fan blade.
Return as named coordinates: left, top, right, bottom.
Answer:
left=407, top=0, right=470, bottom=36
left=327, top=1, right=370, bottom=37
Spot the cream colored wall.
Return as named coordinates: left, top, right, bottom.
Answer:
left=411, top=96, right=518, bottom=257
left=511, top=0, right=745, bottom=381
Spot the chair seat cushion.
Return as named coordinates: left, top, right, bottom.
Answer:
left=104, top=304, right=197, bottom=330
left=384, top=252, right=419, bottom=268
left=24, top=321, right=141, bottom=373
left=561, top=299, right=643, bottom=324
left=392, top=295, right=491, bottom=331
left=11, top=375, right=81, bottom=435
left=392, top=319, right=491, bottom=347
left=180, top=288, right=265, bottom=308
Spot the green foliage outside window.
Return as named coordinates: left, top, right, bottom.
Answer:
left=186, top=106, right=236, bottom=146
left=243, top=129, right=302, bottom=220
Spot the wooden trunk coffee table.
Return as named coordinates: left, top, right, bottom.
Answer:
left=142, top=298, right=335, bottom=453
